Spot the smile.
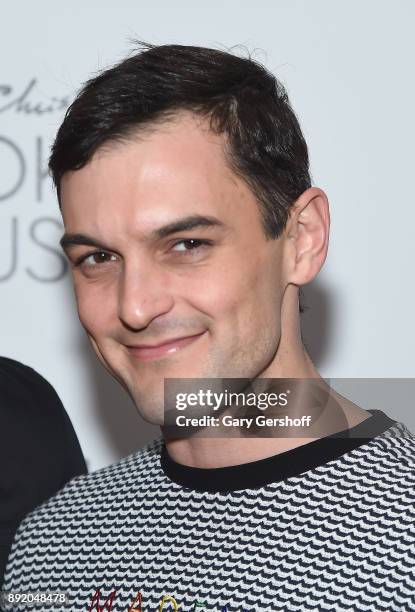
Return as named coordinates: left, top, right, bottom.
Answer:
left=126, top=331, right=206, bottom=361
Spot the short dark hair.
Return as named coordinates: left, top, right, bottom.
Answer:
left=49, top=41, right=311, bottom=312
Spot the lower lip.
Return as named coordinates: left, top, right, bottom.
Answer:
left=126, top=331, right=206, bottom=361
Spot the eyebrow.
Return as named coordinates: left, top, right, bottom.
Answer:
left=60, top=214, right=227, bottom=251
left=153, top=214, right=226, bottom=239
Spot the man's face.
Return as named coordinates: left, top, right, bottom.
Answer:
left=60, top=113, right=287, bottom=424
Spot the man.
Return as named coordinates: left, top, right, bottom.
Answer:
left=2, top=43, right=414, bottom=611
left=0, top=357, right=87, bottom=586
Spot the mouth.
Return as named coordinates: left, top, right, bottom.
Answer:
left=125, top=331, right=207, bottom=362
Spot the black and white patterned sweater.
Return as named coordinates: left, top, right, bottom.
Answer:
left=2, top=409, right=415, bottom=611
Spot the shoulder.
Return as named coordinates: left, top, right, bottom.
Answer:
left=13, top=435, right=163, bottom=530
left=342, top=420, right=415, bottom=507
left=0, top=355, right=86, bottom=481
left=63, top=434, right=164, bottom=498
left=0, top=356, right=65, bottom=412
left=0, top=355, right=51, bottom=385
left=372, top=419, right=415, bottom=468
left=2, top=436, right=164, bottom=589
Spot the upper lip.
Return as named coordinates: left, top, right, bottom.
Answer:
left=126, top=332, right=204, bottom=349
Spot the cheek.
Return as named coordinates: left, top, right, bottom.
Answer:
left=181, top=264, right=238, bottom=317
left=186, top=253, right=280, bottom=327
left=228, top=260, right=283, bottom=338
left=73, top=279, right=116, bottom=338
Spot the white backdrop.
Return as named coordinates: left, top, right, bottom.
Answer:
left=1, top=0, right=414, bottom=471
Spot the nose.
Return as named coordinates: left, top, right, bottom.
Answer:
left=117, top=260, right=174, bottom=331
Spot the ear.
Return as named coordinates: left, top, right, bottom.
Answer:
left=283, top=187, right=330, bottom=286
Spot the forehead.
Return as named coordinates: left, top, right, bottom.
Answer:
left=59, top=113, right=262, bottom=239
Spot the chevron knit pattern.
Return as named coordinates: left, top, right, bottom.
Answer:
left=2, top=420, right=415, bottom=612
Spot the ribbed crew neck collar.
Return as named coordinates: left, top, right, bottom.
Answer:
left=160, top=409, right=397, bottom=493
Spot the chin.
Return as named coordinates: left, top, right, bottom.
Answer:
left=134, top=400, right=164, bottom=426
left=124, top=382, right=163, bottom=421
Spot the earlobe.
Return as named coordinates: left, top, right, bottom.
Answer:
left=284, top=187, right=330, bottom=287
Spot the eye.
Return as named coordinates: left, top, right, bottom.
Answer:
left=75, top=251, right=118, bottom=267
left=171, top=239, right=212, bottom=253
